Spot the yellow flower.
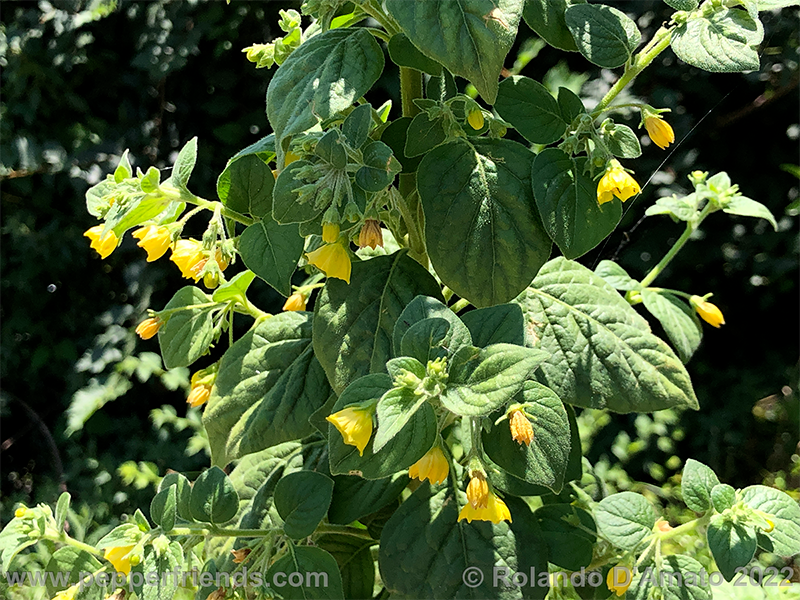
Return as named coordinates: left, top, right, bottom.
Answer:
left=52, top=585, right=79, bottom=600
left=607, top=566, right=632, bottom=597
left=466, top=472, right=489, bottom=509
left=135, top=317, right=162, bottom=340
left=408, top=446, right=449, bottom=484
left=326, top=406, right=373, bottom=456
left=284, top=150, right=301, bottom=166
left=690, top=295, right=725, bottom=328
left=170, top=239, right=205, bottom=280
left=597, top=161, right=641, bottom=205
left=458, top=492, right=512, bottom=524
left=306, top=243, right=351, bottom=284
left=104, top=545, right=135, bottom=575
left=763, top=518, right=775, bottom=533
left=645, top=115, right=675, bottom=150
left=132, top=225, right=172, bottom=262
left=508, top=409, right=534, bottom=446
left=84, top=225, right=119, bottom=259
left=467, top=108, right=485, bottom=130
left=322, top=222, right=340, bottom=244
left=187, top=370, right=214, bottom=408
left=14, top=506, right=27, bottom=519
left=358, top=219, right=384, bottom=250
left=283, top=292, right=307, bottom=312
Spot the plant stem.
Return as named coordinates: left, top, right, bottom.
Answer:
left=400, top=67, right=423, bottom=118
left=315, top=524, right=376, bottom=541
left=179, top=190, right=255, bottom=227
left=393, top=189, right=428, bottom=265
left=43, top=533, right=104, bottom=557
left=657, top=512, right=711, bottom=541
left=591, top=27, right=674, bottom=118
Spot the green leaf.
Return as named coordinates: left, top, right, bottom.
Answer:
left=387, top=32, right=443, bottom=75
left=722, top=196, right=778, bottom=230
left=342, top=104, right=373, bottom=148
left=275, top=471, right=335, bottom=539
left=514, top=258, right=699, bottom=413
left=211, top=270, right=256, bottom=304
left=313, top=251, right=443, bottom=395
left=105, top=194, right=173, bottom=238
left=671, top=9, right=763, bottom=73
left=158, top=286, right=218, bottom=369
left=266, top=545, right=345, bottom=599
left=189, top=466, right=239, bottom=524
left=757, top=0, right=800, bottom=9
left=482, top=381, right=571, bottom=492
left=328, top=473, right=408, bottom=525
left=267, top=28, right=384, bottom=157
left=442, top=344, right=548, bottom=417
left=604, top=123, right=642, bottom=159
left=55, top=492, right=70, bottom=532
left=392, top=295, right=472, bottom=360
left=594, top=491, right=656, bottom=550
left=707, top=515, right=758, bottom=581
left=385, top=0, right=524, bottom=104
left=355, top=141, right=401, bottom=193
left=594, top=260, right=640, bottom=291
left=711, top=484, right=737, bottom=513
left=381, top=117, right=423, bottom=174
left=96, top=523, right=143, bottom=549
left=404, top=112, right=447, bottom=158
left=741, top=485, right=800, bottom=556
left=158, top=472, right=193, bottom=521
left=558, top=86, right=586, bottom=123
left=565, top=4, right=641, bottom=68
left=239, top=217, right=304, bottom=297
left=681, top=459, right=721, bottom=513
left=535, top=504, right=597, bottom=571
left=664, top=0, right=698, bottom=10
left=386, top=356, right=426, bottom=381
left=272, top=160, right=324, bottom=224
left=171, top=136, right=198, bottom=190
left=44, top=547, right=103, bottom=596
left=645, top=193, right=699, bottom=222
left=522, top=0, right=582, bottom=52
left=203, top=312, right=331, bottom=467
left=379, top=483, right=549, bottom=598
left=495, top=75, right=567, bottom=145
left=150, top=485, right=177, bottom=531
left=641, top=289, right=702, bottom=364
left=374, top=387, right=430, bottom=452
left=460, top=304, right=525, bottom=347
left=328, top=374, right=437, bottom=479
left=0, top=518, right=36, bottom=572
left=216, top=154, right=274, bottom=218
left=532, top=149, right=622, bottom=259
left=229, top=134, right=276, bottom=164
left=628, top=555, right=712, bottom=600
left=316, top=534, right=375, bottom=600
left=418, top=139, right=552, bottom=308
left=134, top=543, right=183, bottom=600
left=316, top=130, right=348, bottom=169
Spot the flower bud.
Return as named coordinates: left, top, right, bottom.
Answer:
left=283, top=292, right=307, bottom=312
left=467, top=108, right=485, bottom=130
left=466, top=471, right=489, bottom=509
left=644, top=115, right=675, bottom=150
left=508, top=409, right=534, bottom=446
left=690, top=295, right=725, bottom=328
left=135, top=317, right=162, bottom=340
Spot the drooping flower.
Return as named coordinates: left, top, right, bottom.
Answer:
left=306, top=243, right=351, bottom=284
left=466, top=472, right=489, bottom=509
left=458, top=491, right=512, bottom=524
left=508, top=409, right=534, bottom=446
left=408, top=445, right=449, bottom=484
left=170, top=239, right=205, bottom=280
left=132, top=225, right=172, bottom=262
left=283, top=292, right=307, bottom=312
left=644, top=115, right=675, bottom=150
left=187, top=369, right=215, bottom=408
left=358, top=219, right=384, bottom=250
left=322, top=222, right=340, bottom=244
left=84, top=225, right=119, bottom=259
left=326, top=405, right=374, bottom=456
left=135, top=317, right=162, bottom=340
left=467, top=108, right=485, bottom=130
left=231, top=548, right=251, bottom=564
left=104, top=545, right=135, bottom=575
left=597, top=161, right=641, bottom=205
left=690, top=295, right=725, bottom=328
left=606, top=566, right=632, bottom=597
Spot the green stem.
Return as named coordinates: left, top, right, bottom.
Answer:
left=450, top=298, right=470, bottom=313
left=646, top=287, right=692, bottom=299
left=166, top=526, right=275, bottom=537
left=400, top=67, right=424, bottom=118
left=157, top=301, right=221, bottom=317
left=315, top=524, right=375, bottom=541
left=42, top=534, right=104, bottom=557
left=393, top=190, right=427, bottom=264
left=591, top=27, right=674, bottom=118
left=179, top=191, right=255, bottom=227
left=657, top=512, right=711, bottom=541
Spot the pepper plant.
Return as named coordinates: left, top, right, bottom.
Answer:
left=3, top=1, right=799, bottom=600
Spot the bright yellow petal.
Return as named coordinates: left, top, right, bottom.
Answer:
left=104, top=545, right=135, bottom=575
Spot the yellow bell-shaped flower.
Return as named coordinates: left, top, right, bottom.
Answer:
left=132, top=225, right=172, bottom=262
left=84, top=225, right=119, bottom=259
left=358, top=219, right=384, bottom=250
left=326, top=406, right=373, bottom=455
left=135, top=317, right=162, bottom=340
left=322, top=222, right=340, bottom=244
left=606, top=566, right=632, bottom=597
left=690, top=295, right=725, bottom=328
left=645, top=115, right=675, bottom=150
left=170, top=239, right=205, bottom=280
left=306, top=243, right=351, bottom=284
left=104, top=545, right=135, bottom=575
left=508, top=409, right=534, bottom=446
left=597, top=161, right=641, bottom=205
left=283, top=292, right=307, bottom=312
left=458, top=491, right=512, bottom=524
left=408, top=445, right=449, bottom=484
left=466, top=472, right=489, bottom=509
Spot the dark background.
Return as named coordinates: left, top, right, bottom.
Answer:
left=1, top=0, right=798, bottom=525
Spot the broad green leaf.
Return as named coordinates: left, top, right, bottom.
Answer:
left=105, top=193, right=172, bottom=238
left=203, top=312, right=331, bottom=467
left=514, top=258, right=699, bottom=413
left=522, top=0, right=582, bottom=52
left=460, top=304, right=525, bottom=347
left=44, top=547, right=103, bottom=597
left=211, top=270, right=257, bottom=304
left=482, top=381, right=571, bottom=492
left=385, top=0, right=524, bottom=104
left=265, top=545, right=344, bottom=599
left=158, top=286, right=218, bottom=369
left=379, top=483, right=549, bottom=599
left=671, top=9, right=763, bottom=73
left=189, top=466, right=238, bottom=524
left=534, top=504, right=596, bottom=571
left=604, top=123, right=642, bottom=159
left=399, top=318, right=453, bottom=365
left=239, top=217, right=304, bottom=297
left=741, top=485, right=800, bottom=556
left=315, top=130, right=347, bottom=169
left=355, top=141, right=401, bottom=193
left=374, top=387, right=429, bottom=452
left=707, top=515, right=757, bottom=581
left=327, top=374, right=437, bottom=479
left=558, top=86, right=586, bottom=123
left=341, top=104, right=372, bottom=148
left=392, top=295, right=472, bottom=359
left=229, top=134, right=276, bottom=164
left=85, top=177, right=116, bottom=218
left=532, top=149, right=622, bottom=259
left=216, top=154, right=274, bottom=218
left=171, top=136, right=198, bottom=190
left=664, top=0, right=698, bottom=10
left=594, top=260, right=640, bottom=291
left=418, top=139, right=552, bottom=307
left=495, top=75, right=567, bottom=145
left=316, top=534, right=375, bottom=600
left=404, top=112, right=447, bottom=158
left=628, top=555, right=712, bottom=600
left=96, top=523, right=143, bottom=549
left=565, top=4, right=641, bottom=68
left=313, top=251, right=443, bottom=395
left=158, top=472, right=193, bottom=521
left=55, top=492, right=70, bottom=532
left=594, top=491, right=655, bottom=550
left=386, top=356, right=426, bottom=381
left=150, top=485, right=177, bottom=531
left=272, top=160, right=324, bottom=224
left=645, top=193, right=700, bottom=222
left=275, top=471, right=335, bottom=539
left=387, top=32, right=443, bottom=75
left=711, top=484, right=737, bottom=513
left=266, top=28, right=384, bottom=157
left=328, top=473, right=408, bottom=525
left=681, top=459, right=720, bottom=513
left=442, top=344, right=548, bottom=416
left=641, top=289, right=702, bottom=364
left=722, top=196, right=778, bottom=230
left=0, top=518, right=37, bottom=571
left=381, top=117, right=423, bottom=173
